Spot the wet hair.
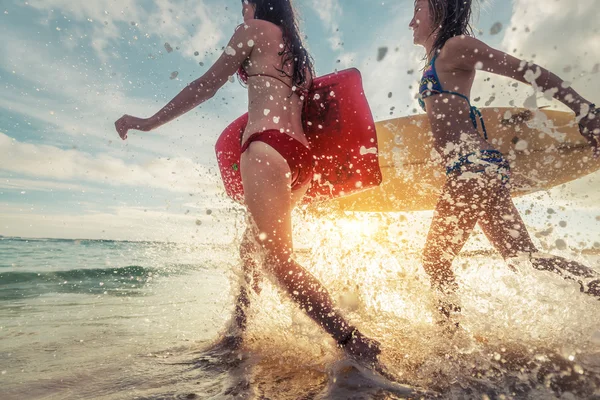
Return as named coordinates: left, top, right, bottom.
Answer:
left=243, top=0, right=314, bottom=87
left=417, top=0, right=475, bottom=58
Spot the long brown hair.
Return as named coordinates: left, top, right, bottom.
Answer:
left=244, top=0, right=314, bottom=87
left=418, top=0, right=475, bottom=59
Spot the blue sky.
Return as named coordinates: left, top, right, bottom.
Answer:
left=0, top=0, right=599, bottom=249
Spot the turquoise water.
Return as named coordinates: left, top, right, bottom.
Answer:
left=1, top=238, right=195, bottom=300
left=0, top=237, right=237, bottom=399
left=1, top=236, right=600, bottom=399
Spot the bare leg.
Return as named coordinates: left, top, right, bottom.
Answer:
left=422, top=172, right=501, bottom=321
left=233, top=226, right=262, bottom=335
left=240, top=142, right=380, bottom=363
left=477, top=184, right=600, bottom=299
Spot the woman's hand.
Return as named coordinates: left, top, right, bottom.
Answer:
left=579, top=106, right=600, bottom=158
left=114, top=114, right=150, bottom=140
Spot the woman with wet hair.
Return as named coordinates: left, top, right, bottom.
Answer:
left=114, top=0, right=380, bottom=365
left=409, top=0, right=600, bottom=323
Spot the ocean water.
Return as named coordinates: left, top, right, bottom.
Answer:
left=0, top=237, right=236, bottom=399
left=1, top=231, right=600, bottom=399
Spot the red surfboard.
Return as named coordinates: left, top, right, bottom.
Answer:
left=215, top=68, right=382, bottom=204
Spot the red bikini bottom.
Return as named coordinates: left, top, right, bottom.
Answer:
left=241, top=130, right=313, bottom=191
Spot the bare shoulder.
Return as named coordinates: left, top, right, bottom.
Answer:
left=240, top=19, right=282, bottom=37
left=439, top=35, right=490, bottom=69
left=444, top=35, right=485, bottom=53
left=233, top=20, right=256, bottom=37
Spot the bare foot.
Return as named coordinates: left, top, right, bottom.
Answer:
left=220, top=334, right=244, bottom=350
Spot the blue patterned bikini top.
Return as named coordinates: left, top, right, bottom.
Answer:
left=418, top=54, right=488, bottom=140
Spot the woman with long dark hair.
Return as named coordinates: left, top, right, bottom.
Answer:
left=409, top=0, right=600, bottom=323
left=114, top=0, right=380, bottom=364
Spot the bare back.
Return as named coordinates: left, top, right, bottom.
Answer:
left=240, top=20, right=310, bottom=148
left=421, top=46, right=496, bottom=161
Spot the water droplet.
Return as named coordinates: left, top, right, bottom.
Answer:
left=377, top=47, right=388, bottom=62
left=490, top=22, right=503, bottom=35
left=515, top=140, right=528, bottom=151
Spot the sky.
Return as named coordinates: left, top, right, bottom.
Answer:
left=0, top=0, right=599, bottom=248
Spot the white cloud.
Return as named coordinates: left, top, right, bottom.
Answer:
left=502, top=0, right=600, bottom=72
left=308, top=0, right=344, bottom=51
left=0, top=177, right=96, bottom=193
left=473, top=0, right=600, bottom=110
left=0, top=204, right=240, bottom=243
left=20, top=0, right=230, bottom=62
left=308, top=0, right=341, bottom=27
left=0, top=34, right=239, bottom=161
left=0, top=132, right=223, bottom=195
left=337, top=52, right=358, bottom=69
left=0, top=35, right=146, bottom=146
left=353, top=3, right=424, bottom=120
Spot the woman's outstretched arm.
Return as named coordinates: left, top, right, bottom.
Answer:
left=115, top=22, right=258, bottom=139
left=443, top=35, right=599, bottom=154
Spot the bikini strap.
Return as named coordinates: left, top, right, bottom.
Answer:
left=440, top=90, right=489, bottom=141
left=246, top=73, right=293, bottom=89
left=431, top=55, right=489, bottom=140
left=429, top=54, right=441, bottom=84
left=471, top=105, right=489, bottom=141
left=246, top=73, right=310, bottom=101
